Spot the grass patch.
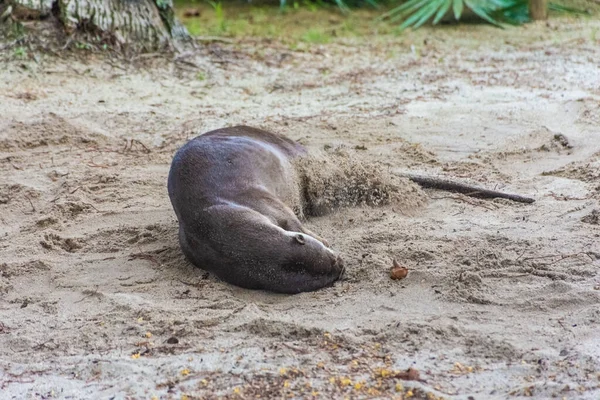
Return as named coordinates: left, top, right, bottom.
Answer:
left=175, top=1, right=397, bottom=41
left=301, top=29, right=331, bottom=43
left=13, top=46, right=27, bottom=58
left=174, top=0, right=597, bottom=42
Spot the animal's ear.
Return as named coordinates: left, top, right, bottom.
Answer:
left=294, top=233, right=306, bottom=245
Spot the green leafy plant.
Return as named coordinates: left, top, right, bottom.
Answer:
left=155, top=0, right=170, bottom=10
left=301, top=28, right=331, bottom=43
left=378, top=0, right=588, bottom=30
left=13, top=46, right=26, bottom=58
left=75, top=41, right=93, bottom=50
left=379, top=0, right=520, bottom=29
left=207, top=1, right=226, bottom=32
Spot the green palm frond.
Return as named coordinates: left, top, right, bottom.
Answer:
left=278, top=0, right=589, bottom=28
left=380, top=0, right=587, bottom=30
left=334, top=0, right=352, bottom=13
left=452, top=0, right=463, bottom=19
left=464, top=0, right=504, bottom=26
left=380, top=0, right=513, bottom=28
left=433, top=0, right=452, bottom=24
left=491, top=0, right=529, bottom=24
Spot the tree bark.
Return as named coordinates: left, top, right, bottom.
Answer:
left=1, top=0, right=188, bottom=50
left=529, top=0, right=548, bottom=20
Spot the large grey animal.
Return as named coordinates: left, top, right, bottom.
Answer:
left=168, top=126, right=344, bottom=294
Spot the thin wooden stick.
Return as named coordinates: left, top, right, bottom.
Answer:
left=401, top=174, right=535, bottom=204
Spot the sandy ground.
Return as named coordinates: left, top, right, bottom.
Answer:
left=1, top=18, right=600, bottom=400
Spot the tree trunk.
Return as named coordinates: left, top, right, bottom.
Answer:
left=1, top=0, right=188, bottom=50
left=529, top=0, right=548, bottom=20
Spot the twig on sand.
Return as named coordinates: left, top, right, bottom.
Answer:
left=23, top=195, right=36, bottom=212
left=129, top=252, right=160, bottom=266
left=75, top=287, right=102, bottom=303
left=403, top=174, right=535, bottom=204
left=281, top=342, right=309, bottom=354
left=522, top=251, right=594, bottom=266
left=87, top=161, right=110, bottom=168
left=0, top=367, right=51, bottom=388
left=131, top=139, right=151, bottom=154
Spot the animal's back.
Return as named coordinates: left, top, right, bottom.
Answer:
left=168, top=126, right=306, bottom=222
left=201, top=125, right=306, bottom=157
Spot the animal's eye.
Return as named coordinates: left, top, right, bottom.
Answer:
left=294, top=234, right=306, bottom=245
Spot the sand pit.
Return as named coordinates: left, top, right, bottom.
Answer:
left=1, top=19, right=600, bottom=399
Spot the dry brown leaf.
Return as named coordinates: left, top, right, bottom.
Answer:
left=390, top=259, right=409, bottom=280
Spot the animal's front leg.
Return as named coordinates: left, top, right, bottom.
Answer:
left=248, top=190, right=332, bottom=248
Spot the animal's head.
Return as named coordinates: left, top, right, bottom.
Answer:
left=277, top=232, right=345, bottom=292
